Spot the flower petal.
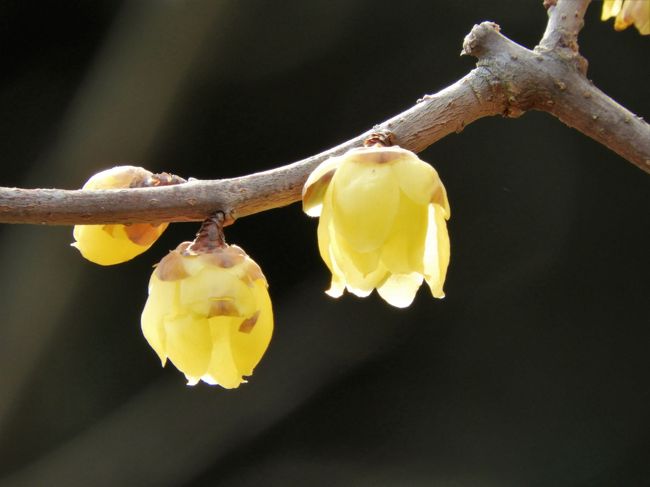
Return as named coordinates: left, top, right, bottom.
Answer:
left=380, top=193, right=428, bottom=275
left=423, top=204, right=450, bottom=298
left=302, top=156, right=342, bottom=217
left=602, top=0, right=622, bottom=20
left=392, top=152, right=438, bottom=205
left=204, top=316, right=244, bottom=389
left=230, top=279, right=273, bottom=375
left=331, top=158, right=400, bottom=252
left=163, top=314, right=212, bottom=380
left=377, top=272, right=423, bottom=308
left=72, top=224, right=152, bottom=266
left=180, top=265, right=255, bottom=317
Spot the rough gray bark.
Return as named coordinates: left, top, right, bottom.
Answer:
left=0, top=0, right=647, bottom=226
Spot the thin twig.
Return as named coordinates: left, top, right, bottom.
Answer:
left=0, top=0, right=647, bottom=226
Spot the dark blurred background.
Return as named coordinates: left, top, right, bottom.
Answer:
left=0, top=1, right=648, bottom=486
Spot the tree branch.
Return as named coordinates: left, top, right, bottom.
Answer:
left=0, top=0, right=647, bottom=226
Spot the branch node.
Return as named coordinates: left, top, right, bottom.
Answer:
left=364, top=130, right=394, bottom=147
left=461, top=22, right=502, bottom=58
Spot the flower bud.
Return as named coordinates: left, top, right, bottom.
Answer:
left=303, top=146, right=450, bottom=308
left=72, top=166, right=168, bottom=265
left=141, top=242, right=273, bottom=388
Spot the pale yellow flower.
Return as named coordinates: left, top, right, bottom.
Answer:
left=141, top=242, right=273, bottom=388
left=602, top=0, right=650, bottom=35
left=72, top=166, right=168, bottom=265
left=303, top=146, right=450, bottom=308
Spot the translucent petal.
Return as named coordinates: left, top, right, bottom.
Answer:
left=180, top=265, right=255, bottom=317
left=330, top=231, right=387, bottom=297
left=316, top=191, right=335, bottom=274
left=318, top=192, right=347, bottom=297
left=331, top=159, right=399, bottom=252
left=602, top=0, right=622, bottom=20
left=202, top=273, right=272, bottom=389
left=163, top=314, right=212, bottom=379
left=334, top=231, right=381, bottom=277
left=141, top=276, right=179, bottom=364
left=377, top=272, right=423, bottom=308
left=620, top=0, right=650, bottom=34
left=423, top=204, right=450, bottom=298
left=230, top=279, right=273, bottom=376
left=392, top=152, right=438, bottom=205
left=302, top=156, right=342, bottom=217
left=326, top=275, right=345, bottom=298
left=205, top=316, right=242, bottom=389
left=380, top=193, right=428, bottom=275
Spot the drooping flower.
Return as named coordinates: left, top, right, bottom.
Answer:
left=303, top=145, right=450, bottom=308
left=72, top=166, right=168, bottom=265
left=141, top=241, right=273, bottom=388
left=602, top=0, right=650, bottom=35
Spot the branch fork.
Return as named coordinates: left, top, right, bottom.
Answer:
left=0, top=0, right=647, bottom=226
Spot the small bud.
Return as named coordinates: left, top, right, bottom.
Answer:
left=71, top=166, right=168, bottom=265
left=141, top=241, right=273, bottom=388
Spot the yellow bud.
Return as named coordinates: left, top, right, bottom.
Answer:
left=72, top=166, right=168, bottom=265
left=141, top=242, right=273, bottom=388
left=303, top=146, right=450, bottom=308
left=602, top=0, right=650, bottom=35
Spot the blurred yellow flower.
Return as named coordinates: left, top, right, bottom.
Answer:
left=72, top=166, right=168, bottom=265
left=141, top=242, right=273, bottom=388
left=602, top=0, right=650, bottom=34
left=303, top=146, right=450, bottom=308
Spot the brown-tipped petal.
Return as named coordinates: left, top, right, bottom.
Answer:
left=302, top=156, right=342, bottom=217
left=156, top=250, right=190, bottom=281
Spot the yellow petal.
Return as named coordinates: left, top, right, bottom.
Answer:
left=330, top=230, right=387, bottom=297
left=205, top=316, right=244, bottom=389
left=317, top=190, right=347, bottom=297
left=392, top=152, right=440, bottom=206
left=621, top=0, right=650, bottom=34
left=230, top=279, right=273, bottom=375
left=423, top=204, right=450, bottom=298
left=180, top=265, right=255, bottom=317
left=380, top=193, right=428, bottom=275
left=81, top=165, right=152, bottom=190
left=163, top=314, right=212, bottom=380
left=302, top=156, right=343, bottom=217
left=316, top=190, right=336, bottom=274
left=331, top=158, right=399, bottom=252
left=377, top=272, right=423, bottom=308
left=602, top=0, right=623, bottom=20
left=141, top=274, right=180, bottom=364
left=72, top=224, right=161, bottom=266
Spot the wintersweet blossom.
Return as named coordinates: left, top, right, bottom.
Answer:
left=302, top=146, right=450, bottom=308
left=72, top=166, right=168, bottom=265
left=141, top=242, right=273, bottom=388
left=602, top=0, right=650, bottom=35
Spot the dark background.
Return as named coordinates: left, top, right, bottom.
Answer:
left=0, top=1, right=648, bottom=486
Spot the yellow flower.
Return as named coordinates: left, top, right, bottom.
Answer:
left=141, top=242, right=273, bottom=388
left=72, top=166, right=168, bottom=265
left=303, top=146, right=450, bottom=308
left=602, top=0, right=650, bottom=35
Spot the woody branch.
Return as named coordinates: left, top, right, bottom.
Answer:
left=0, top=0, right=647, bottom=226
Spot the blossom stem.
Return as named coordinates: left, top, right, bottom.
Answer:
left=185, top=211, right=227, bottom=254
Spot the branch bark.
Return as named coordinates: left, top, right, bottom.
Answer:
left=0, top=0, right=647, bottom=226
